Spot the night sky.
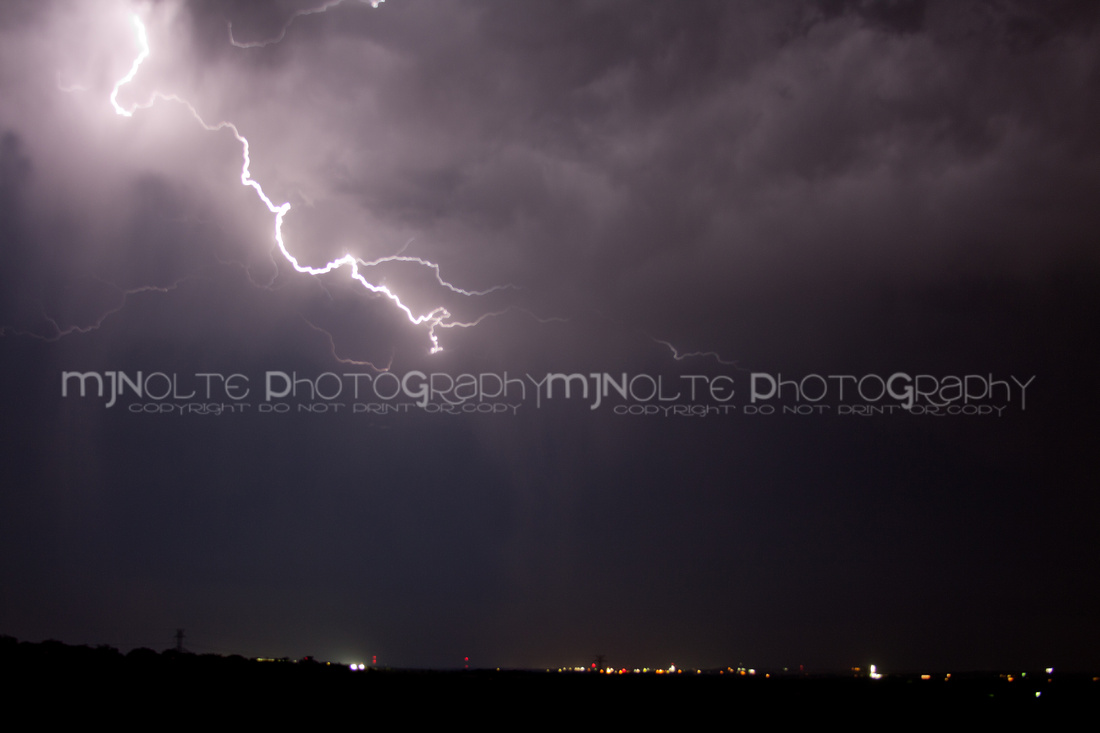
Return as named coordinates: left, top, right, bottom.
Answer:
left=2, top=0, right=1099, bottom=671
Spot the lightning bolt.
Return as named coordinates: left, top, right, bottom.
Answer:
left=301, top=317, right=393, bottom=369
left=110, top=11, right=508, bottom=356
left=228, top=0, right=385, bottom=49
left=15, top=5, right=734, bottom=369
left=652, top=338, right=740, bottom=367
left=219, top=2, right=734, bottom=368
left=356, top=254, right=514, bottom=297
left=109, top=14, right=148, bottom=117
left=0, top=278, right=187, bottom=342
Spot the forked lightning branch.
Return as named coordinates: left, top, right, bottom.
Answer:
left=107, top=12, right=509, bottom=356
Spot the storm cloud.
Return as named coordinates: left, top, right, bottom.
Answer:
left=1, top=0, right=1098, bottom=670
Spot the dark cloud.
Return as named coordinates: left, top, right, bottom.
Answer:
left=0, top=0, right=1097, bottom=670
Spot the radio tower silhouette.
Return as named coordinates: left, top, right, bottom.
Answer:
left=174, top=629, right=186, bottom=653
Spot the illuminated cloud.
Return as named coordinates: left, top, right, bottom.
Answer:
left=1, top=2, right=1099, bottom=668
left=4, top=0, right=1097, bottom=363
